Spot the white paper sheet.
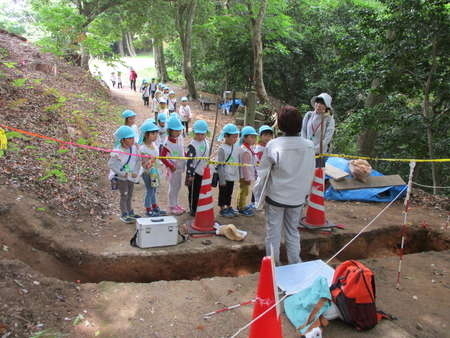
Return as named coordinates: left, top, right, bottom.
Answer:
left=275, top=260, right=335, bottom=295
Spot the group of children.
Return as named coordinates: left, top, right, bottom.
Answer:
left=108, top=105, right=274, bottom=224
left=110, top=71, right=123, bottom=88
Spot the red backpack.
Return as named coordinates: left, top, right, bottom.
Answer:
left=330, top=260, right=391, bottom=330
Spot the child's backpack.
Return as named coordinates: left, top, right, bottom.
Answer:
left=330, top=260, right=391, bottom=331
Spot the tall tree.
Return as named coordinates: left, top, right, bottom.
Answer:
left=245, top=0, right=268, bottom=102
left=174, top=0, right=198, bottom=99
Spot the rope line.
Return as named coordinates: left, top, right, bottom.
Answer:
left=412, top=181, right=450, bottom=189
left=1, top=124, right=450, bottom=164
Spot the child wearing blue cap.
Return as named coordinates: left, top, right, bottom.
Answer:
left=168, top=90, right=177, bottom=114
left=160, top=116, right=186, bottom=215
left=152, top=91, right=162, bottom=122
left=140, top=121, right=167, bottom=217
left=185, top=120, right=210, bottom=216
left=122, top=109, right=139, bottom=143
left=254, top=125, right=274, bottom=162
left=156, top=113, right=167, bottom=146
left=237, top=126, right=258, bottom=216
left=250, top=125, right=274, bottom=208
left=108, top=126, right=142, bottom=223
left=216, top=123, right=241, bottom=218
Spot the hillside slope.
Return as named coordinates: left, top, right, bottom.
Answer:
left=0, top=31, right=121, bottom=218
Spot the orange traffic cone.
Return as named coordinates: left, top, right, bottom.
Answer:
left=299, top=167, right=335, bottom=229
left=249, top=256, right=282, bottom=338
left=190, top=166, right=216, bottom=233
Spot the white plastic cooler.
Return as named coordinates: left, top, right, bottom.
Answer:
left=135, top=216, right=178, bottom=248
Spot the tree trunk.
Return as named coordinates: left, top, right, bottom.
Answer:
left=357, top=78, right=385, bottom=156
left=118, top=37, right=125, bottom=56
left=153, top=37, right=169, bottom=82
left=126, top=32, right=136, bottom=56
left=80, top=43, right=90, bottom=70
left=175, top=0, right=198, bottom=99
left=246, top=0, right=268, bottom=103
left=423, top=37, right=438, bottom=194
left=122, top=32, right=136, bottom=57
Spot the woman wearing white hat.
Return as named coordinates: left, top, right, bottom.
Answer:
left=300, top=93, right=335, bottom=167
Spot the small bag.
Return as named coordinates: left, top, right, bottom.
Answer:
left=330, top=260, right=392, bottom=331
left=110, top=177, right=119, bottom=190
left=211, top=171, right=219, bottom=187
left=110, top=148, right=132, bottom=190
left=212, top=145, right=233, bottom=188
left=149, top=167, right=160, bottom=188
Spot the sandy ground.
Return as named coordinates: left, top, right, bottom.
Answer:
left=1, top=251, right=448, bottom=337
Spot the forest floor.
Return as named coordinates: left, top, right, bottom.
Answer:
left=1, top=31, right=449, bottom=338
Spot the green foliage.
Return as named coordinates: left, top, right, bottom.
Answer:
left=11, top=78, right=27, bottom=87
left=39, top=168, right=68, bottom=183
left=6, top=131, right=30, bottom=140
left=0, top=61, right=16, bottom=68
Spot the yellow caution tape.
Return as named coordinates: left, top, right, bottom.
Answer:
left=320, top=153, right=450, bottom=163
left=0, top=128, right=7, bottom=150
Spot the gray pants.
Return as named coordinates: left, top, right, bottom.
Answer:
left=118, top=180, right=134, bottom=215
left=265, top=203, right=303, bottom=265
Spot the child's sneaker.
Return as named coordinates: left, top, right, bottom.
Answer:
left=219, top=208, right=235, bottom=218
left=128, top=210, right=142, bottom=219
left=238, top=207, right=255, bottom=217
left=120, top=213, right=135, bottom=223
left=170, top=206, right=183, bottom=216
left=176, top=205, right=186, bottom=213
left=228, top=207, right=239, bottom=217
left=145, top=209, right=153, bottom=217
left=153, top=206, right=167, bottom=216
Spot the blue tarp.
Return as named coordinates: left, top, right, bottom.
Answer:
left=219, top=99, right=244, bottom=113
left=324, top=157, right=406, bottom=202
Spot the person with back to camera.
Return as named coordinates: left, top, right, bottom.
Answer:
left=301, top=93, right=335, bottom=167
left=129, top=67, right=138, bottom=91
left=254, top=105, right=315, bottom=265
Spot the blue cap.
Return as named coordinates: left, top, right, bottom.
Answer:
left=193, top=120, right=209, bottom=134
left=169, top=112, right=181, bottom=120
left=240, top=126, right=258, bottom=144
left=167, top=116, right=184, bottom=131
left=139, top=121, right=159, bottom=144
left=258, top=125, right=273, bottom=135
left=157, top=113, right=167, bottom=123
left=114, top=126, right=135, bottom=146
left=122, top=109, right=136, bottom=118
left=218, top=123, right=239, bottom=141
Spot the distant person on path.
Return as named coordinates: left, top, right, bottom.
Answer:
left=254, top=105, right=315, bottom=265
left=129, top=68, right=138, bottom=91
left=152, top=90, right=162, bottom=121
left=301, top=93, right=335, bottom=167
left=179, top=96, right=192, bottom=136
left=108, top=126, right=142, bottom=224
left=117, top=71, right=123, bottom=88
left=150, top=78, right=157, bottom=98
left=168, top=90, right=177, bottom=114
left=140, top=80, right=150, bottom=106
left=185, top=120, right=210, bottom=216
left=110, top=72, right=116, bottom=88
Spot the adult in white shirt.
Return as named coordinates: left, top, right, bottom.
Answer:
left=301, top=93, right=335, bottom=167
left=254, top=105, right=315, bottom=265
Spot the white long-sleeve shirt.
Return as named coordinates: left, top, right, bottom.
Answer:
left=254, top=136, right=315, bottom=206
left=300, top=111, right=335, bottom=154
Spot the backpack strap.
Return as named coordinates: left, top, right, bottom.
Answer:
left=130, top=231, right=138, bottom=247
